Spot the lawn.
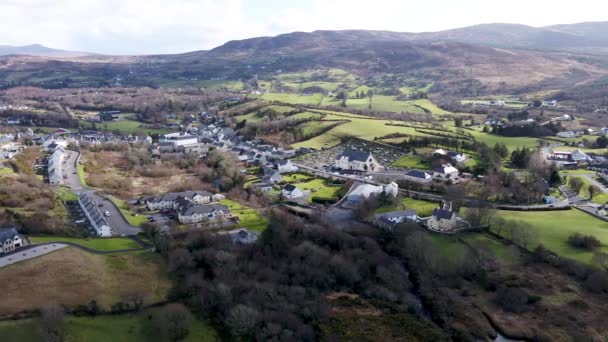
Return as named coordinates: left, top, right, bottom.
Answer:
left=56, top=187, right=78, bottom=201
left=81, top=120, right=168, bottom=135
left=221, top=199, right=269, bottom=231
left=376, top=197, right=439, bottom=217
left=111, top=197, right=148, bottom=226
left=391, top=155, right=431, bottom=169
left=461, top=233, right=522, bottom=264
left=0, top=248, right=171, bottom=314
left=282, top=173, right=343, bottom=202
left=565, top=175, right=608, bottom=204
left=77, top=163, right=88, bottom=187
left=29, top=236, right=142, bottom=251
left=0, top=306, right=218, bottom=342
left=497, top=209, right=608, bottom=264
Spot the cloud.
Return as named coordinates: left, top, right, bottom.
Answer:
left=0, top=0, right=607, bottom=54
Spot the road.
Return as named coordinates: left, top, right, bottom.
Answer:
left=61, top=150, right=141, bottom=236
left=0, top=243, right=68, bottom=268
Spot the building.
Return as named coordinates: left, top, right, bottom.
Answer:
left=433, top=164, right=459, bottom=180
left=99, top=111, right=120, bottom=121
left=281, top=184, right=305, bottom=199
left=347, top=183, right=398, bottom=204
left=178, top=203, right=230, bottom=224
left=373, top=210, right=417, bottom=230
left=571, top=149, right=591, bottom=162
left=542, top=100, right=558, bottom=107
left=334, top=150, right=380, bottom=172
left=276, top=159, right=298, bottom=174
left=447, top=152, right=466, bottom=163
left=159, top=132, right=199, bottom=151
left=403, top=170, right=432, bottom=184
left=47, top=147, right=65, bottom=185
left=0, top=227, right=23, bottom=254
left=78, top=193, right=111, bottom=237
left=426, top=205, right=458, bottom=231
left=264, top=171, right=283, bottom=184
left=556, top=131, right=577, bottom=138
left=145, top=190, right=218, bottom=211
left=222, top=228, right=259, bottom=245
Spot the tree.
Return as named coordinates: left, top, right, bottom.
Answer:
left=156, top=303, right=193, bottom=342
left=591, top=252, right=608, bottom=272
left=569, top=177, right=585, bottom=194
left=454, top=117, right=463, bottom=128
left=40, top=305, right=65, bottom=342
left=367, top=89, right=374, bottom=110
left=588, top=185, right=601, bottom=200
left=226, top=304, right=260, bottom=337
left=547, top=164, right=562, bottom=187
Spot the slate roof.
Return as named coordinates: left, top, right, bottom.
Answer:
left=147, top=190, right=213, bottom=203
left=433, top=208, right=455, bottom=220
left=0, top=227, right=19, bottom=244
left=283, top=184, right=299, bottom=192
left=376, top=210, right=416, bottom=219
left=336, top=149, right=372, bottom=162
left=180, top=203, right=229, bottom=216
left=405, top=170, right=430, bottom=179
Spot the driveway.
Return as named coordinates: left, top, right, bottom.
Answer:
left=62, top=150, right=83, bottom=191
left=0, top=243, right=68, bottom=268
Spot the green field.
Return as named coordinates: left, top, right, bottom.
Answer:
left=221, top=199, right=269, bottom=231
left=282, top=173, right=343, bottom=202
left=497, top=210, right=608, bottom=264
left=565, top=175, right=608, bottom=204
left=0, top=307, right=218, bottom=342
left=462, top=233, right=522, bottom=264
left=56, top=187, right=78, bottom=201
left=82, top=120, right=168, bottom=135
left=111, top=197, right=148, bottom=226
left=391, top=155, right=431, bottom=169
left=29, top=236, right=142, bottom=251
left=464, top=127, right=541, bottom=151
left=377, top=197, right=439, bottom=217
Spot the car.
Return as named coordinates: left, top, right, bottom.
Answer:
left=104, top=211, right=111, bottom=217
left=98, top=203, right=104, bottom=207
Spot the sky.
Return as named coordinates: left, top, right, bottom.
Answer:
left=1, top=0, right=607, bottom=55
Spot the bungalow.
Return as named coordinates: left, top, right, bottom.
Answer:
left=403, top=170, right=432, bottom=184
left=433, top=164, right=459, bottom=179
left=556, top=131, right=577, bottom=138
left=251, top=182, right=273, bottom=192
left=276, top=159, right=298, bottom=174
left=178, top=203, right=230, bottom=224
left=373, top=210, right=417, bottom=230
left=334, top=150, right=380, bottom=172
left=0, top=227, right=23, bottom=254
left=433, top=149, right=447, bottom=156
left=281, top=184, right=305, bottom=199
left=571, top=149, right=591, bottom=163
left=542, top=100, right=558, bottom=107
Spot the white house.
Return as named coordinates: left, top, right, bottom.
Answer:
left=281, top=184, right=305, bottom=199
left=433, top=164, right=459, bottom=180
left=542, top=100, right=558, bottom=107
left=384, top=182, right=399, bottom=197
left=347, top=182, right=398, bottom=204
left=48, top=147, right=65, bottom=185
left=373, top=210, right=417, bottom=230
left=556, top=131, right=577, bottom=138
left=571, top=149, right=591, bottom=163
left=335, top=150, right=380, bottom=172
left=178, top=203, right=230, bottom=224
left=276, top=160, right=298, bottom=174
left=0, top=227, right=23, bottom=254
left=447, top=152, right=466, bottom=163
left=433, top=149, right=447, bottom=156
left=145, top=190, right=216, bottom=211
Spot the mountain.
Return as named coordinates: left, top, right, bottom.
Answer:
left=0, top=44, right=92, bottom=57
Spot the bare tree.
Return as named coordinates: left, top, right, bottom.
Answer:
left=156, top=303, right=193, bottom=342
left=40, top=305, right=65, bottom=342
left=569, top=177, right=585, bottom=194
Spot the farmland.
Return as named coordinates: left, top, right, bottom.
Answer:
left=391, top=155, right=431, bottom=169
left=497, top=209, right=608, bottom=264
left=0, top=248, right=171, bottom=315
left=81, top=119, right=169, bottom=135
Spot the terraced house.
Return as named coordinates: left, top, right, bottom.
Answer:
left=145, top=190, right=222, bottom=211
left=177, top=202, right=231, bottom=224
left=47, top=146, right=65, bottom=185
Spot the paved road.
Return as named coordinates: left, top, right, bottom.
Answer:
left=61, top=149, right=141, bottom=236
left=0, top=243, right=67, bottom=268
left=581, top=174, right=608, bottom=193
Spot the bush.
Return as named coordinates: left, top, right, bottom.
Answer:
left=495, top=286, right=529, bottom=313
left=567, top=233, right=601, bottom=250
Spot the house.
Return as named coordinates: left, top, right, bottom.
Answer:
left=178, top=203, right=230, bottom=224
left=433, top=149, right=447, bottom=156
left=99, top=111, right=120, bottom=121
left=78, top=193, right=112, bottom=237
left=47, top=147, right=65, bottom=185
left=251, top=182, right=274, bottom=192
left=542, top=100, right=558, bottom=107
left=224, top=228, right=259, bottom=245
left=597, top=205, right=608, bottom=216
left=426, top=203, right=458, bottom=231
left=145, top=190, right=216, bottom=211
left=347, top=183, right=397, bottom=204
left=281, top=184, right=305, bottom=199
left=334, top=150, right=380, bottom=172
left=571, top=149, right=591, bottom=163
left=403, top=170, right=433, bottom=184
left=373, top=210, right=417, bottom=230
left=447, top=152, right=466, bottom=163
left=433, top=164, right=459, bottom=180
left=0, top=227, right=23, bottom=254
left=543, top=196, right=558, bottom=204
left=264, top=171, right=283, bottom=184
left=276, top=159, right=298, bottom=174
left=556, top=131, right=577, bottom=138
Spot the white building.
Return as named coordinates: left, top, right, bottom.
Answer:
left=347, top=182, right=398, bottom=203
left=159, top=132, right=199, bottom=150
left=145, top=190, right=218, bottom=211
left=335, top=150, right=380, bottom=172
left=0, top=227, right=23, bottom=254
left=276, top=160, right=298, bottom=174
left=281, top=184, right=305, bottom=199
left=433, top=164, right=459, bottom=180
left=48, top=147, right=65, bottom=185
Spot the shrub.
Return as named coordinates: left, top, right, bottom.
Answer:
left=567, top=233, right=601, bottom=250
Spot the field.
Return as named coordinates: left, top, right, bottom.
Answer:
left=497, top=209, right=608, bottom=263
left=461, top=233, right=522, bottom=264
left=56, top=187, right=78, bottom=201
left=29, top=236, right=142, bottom=251
left=565, top=175, right=608, bottom=204
left=221, top=199, right=269, bottom=231
left=111, top=197, right=148, bottom=226
left=391, top=155, right=431, bottom=169
left=376, top=197, right=439, bottom=217
left=0, top=248, right=171, bottom=314
left=282, top=173, right=343, bottom=202
left=463, top=126, right=541, bottom=151
left=81, top=119, right=169, bottom=135
left=0, top=306, right=218, bottom=342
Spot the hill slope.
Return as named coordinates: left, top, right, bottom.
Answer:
left=0, top=44, right=92, bottom=57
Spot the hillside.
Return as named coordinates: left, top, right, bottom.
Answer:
left=0, top=44, right=92, bottom=57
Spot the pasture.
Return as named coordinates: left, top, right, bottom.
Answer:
left=29, top=236, right=142, bottom=251
left=81, top=120, right=169, bottom=135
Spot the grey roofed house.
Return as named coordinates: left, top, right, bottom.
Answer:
left=283, top=184, right=297, bottom=192
left=0, top=227, right=19, bottom=244
left=405, top=170, right=430, bottom=179
left=179, top=203, right=229, bottom=216
left=432, top=208, right=455, bottom=220
left=226, top=228, right=259, bottom=245
left=336, top=149, right=372, bottom=162
left=148, top=190, right=213, bottom=203
left=376, top=210, right=417, bottom=220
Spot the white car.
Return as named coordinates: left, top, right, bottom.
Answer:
left=104, top=210, right=111, bottom=217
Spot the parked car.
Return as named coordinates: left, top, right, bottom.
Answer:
left=104, top=210, right=111, bottom=217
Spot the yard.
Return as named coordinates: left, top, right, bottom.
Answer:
left=221, top=199, right=270, bottom=232
left=497, top=209, right=608, bottom=264
left=282, top=173, right=344, bottom=202
left=376, top=197, right=439, bottom=217
left=0, top=248, right=171, bottom=315
left=391, top=155, right=431, bottom=169
left=0, top=306, right=218, bottom=342
left=29, top=236, right=142, bottom=251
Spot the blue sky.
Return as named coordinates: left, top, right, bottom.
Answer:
left=1, top=0, right=607, bottom=54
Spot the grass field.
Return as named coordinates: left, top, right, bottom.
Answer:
left=464, top=127, right=541, bottom=151
left=221, top=199, right=269, bottom=231
left=564, top=175, right=608, bottom=204
left=0, top=248, right=171, bottom=314
left=376, top=197, right=439, bottom=217
left=497, top=209, right=608, bottom=264
left=111, top=197, right=147, bottom=226
left=77, top=164, right=88, bottom=187
left=391, top=155, right=431, bottom=169
left=282, top=173, right=343, bottom=202
left=56, top=187, right=78, bottom=201
left=461, top=233, right=522, bottom=264
left=29, top=236, right=142, bottom=251
left=0, top=306, right=218, bottom=342
left=81, top=120, right=168, bottom=135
